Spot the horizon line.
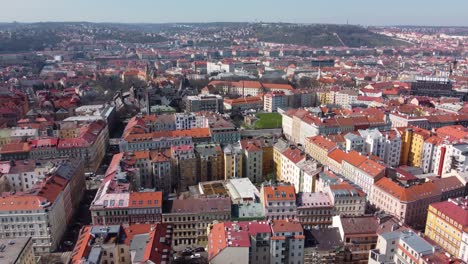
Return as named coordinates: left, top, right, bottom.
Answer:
left=1, top=21, right=467, bottom=28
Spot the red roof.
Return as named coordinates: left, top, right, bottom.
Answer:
left=430, top=198, right=468, bottom=228
left=0, top=142, right=30, bottom=154
left=306, top=135, right=336, bottom=152
left=208, top=221, right=271, bottom=260
left=263, top=185, right=296, bottom=202
left=342, top=150, right=367, bottom=167
left=282, top=147, right=305, bottom=164
left=128, top=192, right=162, bottom=209
left=271, top=220, right=303, bottom=233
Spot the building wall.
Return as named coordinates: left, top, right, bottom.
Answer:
left=162, top=211, right=231, bottom=247
left=16, top=237, right=36, bottom=264
left=262, top=146, right=274, bottom=177
left=409, top=132, right=425, bottom=167
left=273, top=147, right=283, bottom=180
left=282, top=114, right=293, bottom=141
left=271, top=234, right=305, bottom=264
left=460, top=231, right=468, bottom=263
left=400, top=129, right=413, bottom=165
left=224, top=152, right=243, bottom=179
left=244, top=150, right=263, bottom=183
left=152, top=160, right=172, bottom=194
left=264, top=200, right=297, bottom=220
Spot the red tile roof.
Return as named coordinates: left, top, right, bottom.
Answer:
left=306, top=135, right=336, bottom=152
left=430, top=198, right=468, bottom=228
left=342, top=150, right=368, bottom=167
left=328, top=148, right=347, bottom=163
left=70, top=226, right=92, bottom=264
left=271, top=220, right=303, bottom=233
left=263, top=185, right=296, bottom=202
left=282, top=147, right=305, bottom=164
left=208, top=221, right=271, bottom=260
left=374, top=177, right=441, bottom=203
left=0, top=142, right=30, bottom=154
left=358, top=159, right=386, bottom=178
left=128, top=192, right=162, bottom=209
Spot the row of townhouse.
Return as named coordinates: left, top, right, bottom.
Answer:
left=282, top=108, right=391, bottom=145
left=0, top=159, right=84, bottom=254
left=0, top=120, right=108, bottom=172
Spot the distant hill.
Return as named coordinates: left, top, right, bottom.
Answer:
left=249, top=23, right=409, bottom=48
left=0, top=22, right=168, bottom=53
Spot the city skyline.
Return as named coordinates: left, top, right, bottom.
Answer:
left=2, top=0, right=468, bottom=26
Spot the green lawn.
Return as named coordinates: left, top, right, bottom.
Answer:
left=254, top=113, right=282, bottom=129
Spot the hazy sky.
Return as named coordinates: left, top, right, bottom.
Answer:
left=2, top=0, right=467, bottom=26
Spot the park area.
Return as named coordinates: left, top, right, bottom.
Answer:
left=253, top=113, right=282, bottom=129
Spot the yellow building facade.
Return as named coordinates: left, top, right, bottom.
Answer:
left=425, top=199, right=467, bottom=257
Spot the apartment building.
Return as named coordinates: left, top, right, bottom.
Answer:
left=223, top=96, right=263, bottom=112
left=261, top=184, right=297, bottom=220
left=332, top=215, right=381, bottom=263
left=369, top=230, right=442, bottom=264
left=195, top=143, right=224, bottom=182
left=305, top=135, right=337, bottom=165
left=421, top=136, right=443, bottom=174
left=425, top=198, right=468, bottom=259
left=90, top=157, right=163, bottom=225
left=341, top=150, right=368, bottom=184
left=371, top=177, right=465, bottom=228
left=162, top=197, right=231, bottom=248
left=208, top=221, right=271, bottom=264
left=70, top=224, right=172, bottom=264
left=264, top=91, right=288, bottom=112
left=170, top=145, right=197, bottom=191
left=296, top=192, right=334, bottom=229
left=399, top=127, right=431, bottom=167
left=241, top=139, right=264, bottom=183
left=57, top=120, right=108, bottom=172
left=0, top=178, right=68, bottom=253
left=273, top=139, right=289, bottom=181
left=317, top=171, right=367, bottom=216
left=270, top=220, right=305, bottom=264
left=353, top=159, right=386, bottom=200
left=183, top=94, right=223, bottom=113
left=223, top=143, right=243, bottom=179
left=0, top=159, right=84, bottom=254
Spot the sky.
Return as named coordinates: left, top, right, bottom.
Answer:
left=2, top=0, right=468, bottom=26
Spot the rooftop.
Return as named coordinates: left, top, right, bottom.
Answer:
left=430, top=198, right=468, bottom=228
left=304, top=228, right=343, bottom=251
left=165, top=197, right=231, bottom=214
left=297, top=192, right=332, bottom=208
left=263, top=185, right=296, bottom=202
left=0, top=238, right=32, bottom=263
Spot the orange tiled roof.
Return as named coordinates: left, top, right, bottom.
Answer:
left=282, top=147, right=305, bottom=164
left=271, top=220, right=303, bottom=233
left=263, top=185, right=296, bottom=202
left=358, top=159, right=385, bottom=178
left=0, top=195, right=46, bottom=211
left=374, top=177, right=441, bottom=203
left=328, top=148, right=347, bottom=163
left=342, top=150, right=367, bottom=167
left=128, top=192, right=162, bottom=208
left=0, top=142, right=30, bottom=154
left=306, top=135, right=336, bottom=152
left=70, top=226, right=92, bottom=263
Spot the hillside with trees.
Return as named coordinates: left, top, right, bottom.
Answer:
left=249, top=23, right=409, bottom=47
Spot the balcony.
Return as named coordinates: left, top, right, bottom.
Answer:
left=370, top=249, right=385, bottom=262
